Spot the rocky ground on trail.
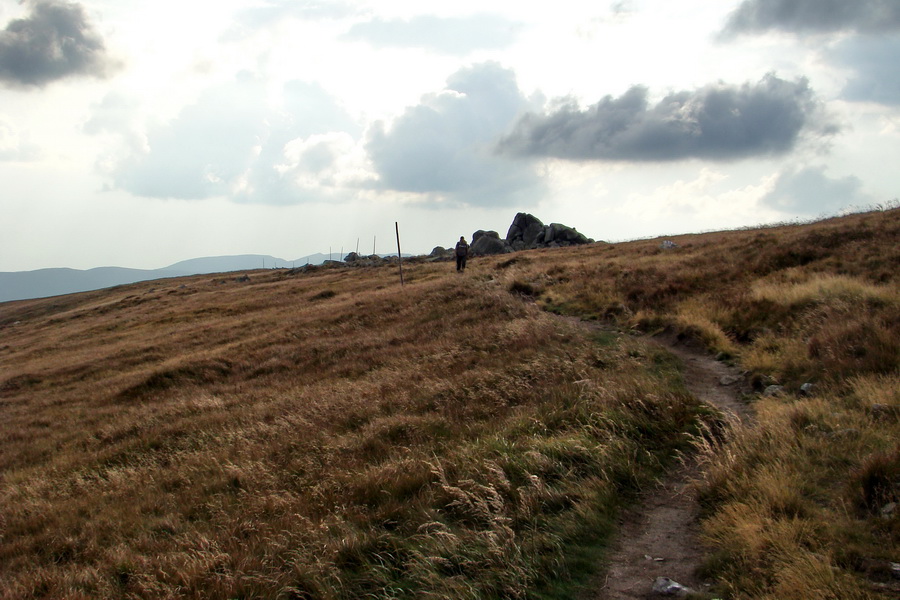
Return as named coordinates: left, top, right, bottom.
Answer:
left=582, top=332, right=753, bottom=600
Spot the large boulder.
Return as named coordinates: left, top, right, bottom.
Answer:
left=506, top=213, right=546, bottom=248
left=506, top=213, right=591, bottom=248
left=470, top=230, right=511, bottom=255
left=545, top=223, right=590, bottom=245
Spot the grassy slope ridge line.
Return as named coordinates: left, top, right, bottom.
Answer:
left=501, top=208, right=898, bottom=599
left=0, top=258, right=711, bottom=598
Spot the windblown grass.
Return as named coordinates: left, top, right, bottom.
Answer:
left=486, top=207, right=900, bottom=599
left=694, top=382, right=900, bottom=599
left=751, top=273, right=898, bottom=308
left=2, top=207, right=897, bottom=599
left=0, top=259, right=707, bottom=598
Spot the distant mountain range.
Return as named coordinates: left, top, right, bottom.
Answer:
left=0, top=253, right=339, bottom=303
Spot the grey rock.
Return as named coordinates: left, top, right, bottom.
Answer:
left=882, top=502, right=897, bottom=518
left=799, top=382, right=815, bottom=397
left=719, top=375, right=741, bottom=386
left=506, top=213, right=546, bottom=247
left=660, top=240, right=679, bottom=249
left=523, top=221, right=545, bottom=246
left=544, top=223, right=557, bottom=244
left=763, top=385, right=786, bottom=397
left=652, top=577, right=692, bottom=597
left=503, top=212, right=592, bottom=249
left=550, top=223, right=589, bottom=244
left=471, top=230, right=511, bottom=256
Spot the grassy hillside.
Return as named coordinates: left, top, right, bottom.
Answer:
left=501, top=207, right=900, bottom=599
left=1, top=208, right=898, bottom=599
left=0, top=254, right=710, bottom=598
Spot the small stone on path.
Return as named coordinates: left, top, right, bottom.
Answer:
left=719, top=375, right=740, bottom=386
left=651, top=577, right=693, bottom=597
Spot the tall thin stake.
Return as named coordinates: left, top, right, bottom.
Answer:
left=395, top=222, right=404, bottom=286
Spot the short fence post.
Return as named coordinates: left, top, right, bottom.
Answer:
left=395, top=222, right=404, bottom=286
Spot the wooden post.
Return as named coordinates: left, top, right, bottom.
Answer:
left=395, top=222, right=404, bottom=286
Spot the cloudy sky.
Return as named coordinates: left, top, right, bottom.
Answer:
left=1, top=0, right=898, bottom=271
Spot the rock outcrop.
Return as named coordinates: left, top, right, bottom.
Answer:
left=505, top=213, right=592, bottom=251
left=464, top=213, right=594, bottom=255
left=470, top=230, right=510, bottom=256
left=352, top=213, right=595, bottom=263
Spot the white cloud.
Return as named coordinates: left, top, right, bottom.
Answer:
left=0, top=115, right=40, bottom=160
left=365, top=61, right=546, bottom=207
left=91, top=75, right=361, bottom=204
left=617, top=167, right=777, bottom=225
left=278, top=132, right=376, bottom=191
left=343, top=14, right=522, bottom=55
left=2, top=0, right=900, bottom=272
left=761, top=165, right=873, bottom=215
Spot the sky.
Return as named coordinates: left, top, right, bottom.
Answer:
left=1, top=0, right=898, bottom=271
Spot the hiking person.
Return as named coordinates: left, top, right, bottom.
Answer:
left=455, top=236, right=469, bottom=272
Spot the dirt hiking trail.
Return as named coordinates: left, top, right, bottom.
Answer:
left=582, top=331, right=753, bottom=600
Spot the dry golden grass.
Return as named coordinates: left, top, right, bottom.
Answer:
left=2, top=207, right=898, bottom=599
left=0, top=258, right=707, bottom=599
left=478, top=208, right=900, bottom=599
left=694, top=384, right=899, bottom=599
left=751, top=273, right=898, bottom=308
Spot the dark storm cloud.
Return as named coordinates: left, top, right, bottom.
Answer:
left=344, top=14, right=521, bottom=55
left=762, top=166, right=872, bottom=215
left=0, top=0, right=113, bottom=87
left=721, top=2, right=900, bottom=107
left=722, top=0, right=900, bottom=36
left=831, top=37, right=900, bottom=105
left=365, top=62, right=545, bottom=207
left=498, top=74, right=835, bottom=162
left=103, top=75, right=359, bottom=203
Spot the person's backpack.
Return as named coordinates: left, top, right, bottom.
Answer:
left=456, top=242, right=468, bottom=256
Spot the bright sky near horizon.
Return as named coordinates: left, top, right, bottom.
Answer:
left=1, top=0, right=898, bottom=271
